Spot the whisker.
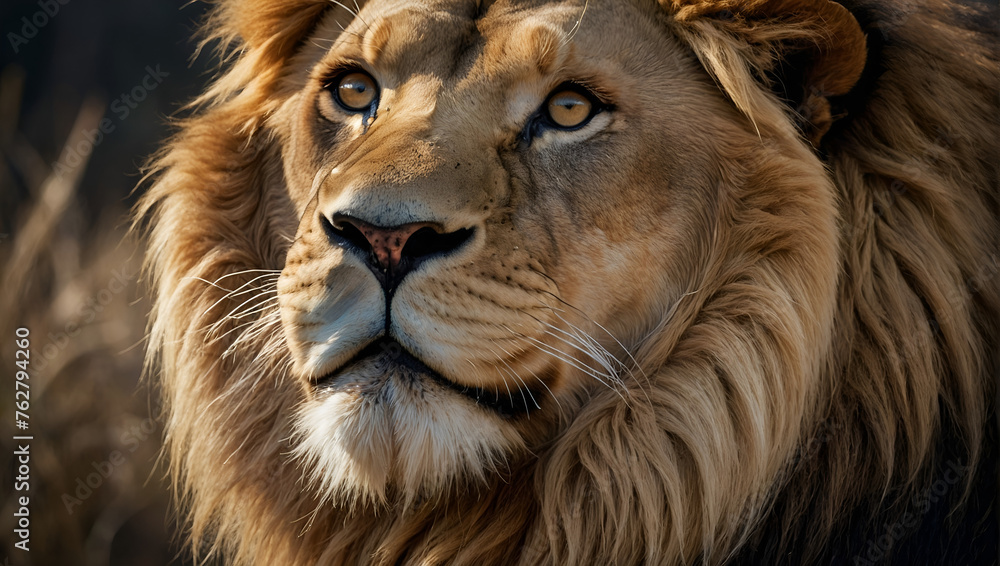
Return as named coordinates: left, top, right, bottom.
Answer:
left=483, top=325, right=562, bottom=412
left=485, top=340, right=540, bottom=411
left=222, top=315, right=282, bottom=358
left=561, top=0, right=590, bottom=47
left=331, top=21, right=367, bottom=45
left=540, top=320, right=631, bottom=386
left=205, top=302, right=273, bottom=342
left=213, top=285, right=279, bottom=321
left=204, top=291, right=281, bottom=347
left=209, top=268, right=281, bottom=287
left=504, top=324, right=628, bottom=404
left=199, top=272, right=281, bottom=316
left=329, top=0, right=372, bottom=32
left=328, top=0, right=359, bottom=17
left=207, top=317, right=259, bottom=346
left=548, top=308, right=649, bottom=384
left=511, top=310, right=629, bottom=384
left=528, top=365, right=561, bottom=412
left=515, top=276, right=653, bottom=401
left=224, top=295, right=281, bottom=321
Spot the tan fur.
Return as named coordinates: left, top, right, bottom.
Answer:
left=137, top=0, right=999, bottom=563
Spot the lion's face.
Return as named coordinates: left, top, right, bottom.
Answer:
left=145, top=0, right=1000, bottom=560
left=275, top=0, right=767, bottom=505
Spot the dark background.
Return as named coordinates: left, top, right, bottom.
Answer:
left=0, top=1, right=217, bottom=564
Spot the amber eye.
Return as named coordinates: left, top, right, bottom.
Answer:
left=545, top=89, right=594, bottom=129
left=334, top=71, right=378, bottom=112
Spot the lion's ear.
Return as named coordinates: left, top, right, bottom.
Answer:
left=195, top=0, right=354, bottom=115
left=662, top=0, right=867, bottom=144
left=209, top=0, right=340, bottom=61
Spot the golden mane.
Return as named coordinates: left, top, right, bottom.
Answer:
left=137, top=0, right=998, bottom=564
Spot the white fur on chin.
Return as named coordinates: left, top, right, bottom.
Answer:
left=292, top=358, right=525, bottom=510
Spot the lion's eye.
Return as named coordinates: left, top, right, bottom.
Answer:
left=523, top=83, right=606, bottom=141
left=333, top=71, right=378, bottom=112
left=545, top=89, right=593, bottom=129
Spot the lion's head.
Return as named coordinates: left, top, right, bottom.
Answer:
left=139, top=0, right=999, bottom=563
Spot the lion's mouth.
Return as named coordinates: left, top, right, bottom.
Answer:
left=317, top=337, right=541, bottom=417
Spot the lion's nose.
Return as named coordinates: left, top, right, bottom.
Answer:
left=323, top=213, right=474, bottom=287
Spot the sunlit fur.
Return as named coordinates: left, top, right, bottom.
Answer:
left=137, top=0, right=998, bottom=564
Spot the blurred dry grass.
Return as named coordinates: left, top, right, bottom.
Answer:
left=0, top=66, right=192, bottom=565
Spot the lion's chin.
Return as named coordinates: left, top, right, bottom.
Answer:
left=292, top=351, right=525, bottom=508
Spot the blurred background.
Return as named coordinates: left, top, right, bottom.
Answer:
left=0, top=1, right=215, bottom=563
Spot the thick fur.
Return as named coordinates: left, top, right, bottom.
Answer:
left=137, top=0, right=999, bottom=564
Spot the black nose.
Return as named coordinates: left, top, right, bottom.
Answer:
left=321, top=213, right=474, bottom=291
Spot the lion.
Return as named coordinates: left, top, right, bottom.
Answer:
left=136, top=0, right=999, bottom=564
